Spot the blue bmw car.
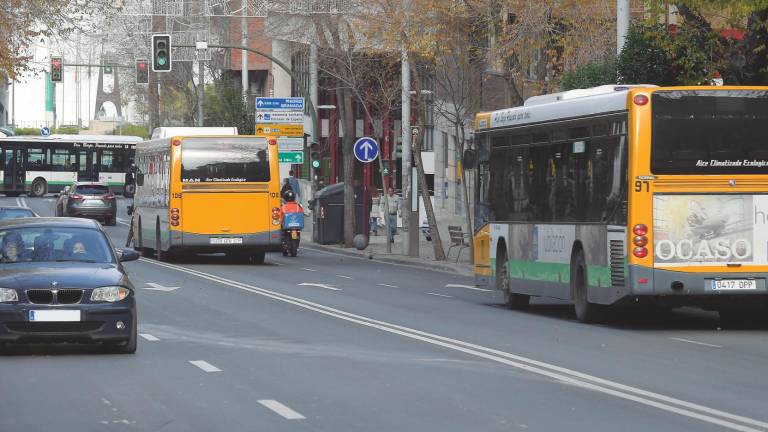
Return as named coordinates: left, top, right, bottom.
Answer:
left=0, top=217, right=139, bottom=353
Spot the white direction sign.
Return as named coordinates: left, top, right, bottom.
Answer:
left=278, top=137, right=304, bottom=152
left=353, top=137, right=379, bottom=163
left=256, top=111, right=304, bottom=124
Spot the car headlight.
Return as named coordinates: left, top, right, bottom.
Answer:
left=91, top=286, right=130, bottom=302
left=0, top=288, right=17, bottom=302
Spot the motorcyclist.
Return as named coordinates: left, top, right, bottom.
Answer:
left=281, top=190, right=304, bottom=257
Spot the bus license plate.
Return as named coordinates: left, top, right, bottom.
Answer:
left=711, top=279, right=756, bottom=291
left=209, top=237, right=243, bottom=245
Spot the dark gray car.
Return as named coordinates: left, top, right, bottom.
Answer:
left=56, top=183, right=117, bottom=226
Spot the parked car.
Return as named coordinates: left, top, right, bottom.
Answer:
left=0, top=207, right=38, bottom=220
left=56, top=182, right=117, bottom=225
left=0, top=217, right=139, bottom=353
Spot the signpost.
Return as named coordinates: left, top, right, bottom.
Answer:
left=255, top=98, right=306, bottom=164
left=353, top=137, right=379, bottom=163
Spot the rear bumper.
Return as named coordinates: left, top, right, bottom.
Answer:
left=622, top=265, right=768, bottom=308
left=67, top=204, right=116, bottom=217
left=175, top=230, right=281, bottom=252
left=0, top=300, right=135, bottom=343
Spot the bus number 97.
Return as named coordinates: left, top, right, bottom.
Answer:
left=634, top=180, right=650, bottom=192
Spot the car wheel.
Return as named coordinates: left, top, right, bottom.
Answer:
left=572, top=250, right=604, bottom=323
left=30, top=178, right=47, bottom=197
left=496, top=246, right=529, bottom=310
left=109, top=316, right=137, bottom=354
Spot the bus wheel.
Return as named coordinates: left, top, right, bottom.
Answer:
left=251, top=251, right=266, bottom=265
left=572, top=250, right=603, bottom=323
left=30, top=178, right=47, bottom=197
left=497, top=246, right=529, bottom=310
left=138, top=219, right=152, bottom=257
left=156, top=224, right=170, bottom=262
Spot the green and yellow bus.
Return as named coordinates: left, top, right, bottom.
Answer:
left=472, top=85, right=768, bottom=323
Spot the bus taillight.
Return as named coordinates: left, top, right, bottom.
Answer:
left=171, top=208, right=180, bottom=226
left=632, top=224, right=648, bottom=236
left=633, top=94, right=649, bottom=106
left=632, top=224, right=649, bottom=258
left=272, top=207, right=281, bottom=225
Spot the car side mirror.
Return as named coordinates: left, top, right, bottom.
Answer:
left=117, top=248, right=139, bottom=262
left=126, top=205, right=134, bottom=216
left=136, top=173, right=144, bottom=187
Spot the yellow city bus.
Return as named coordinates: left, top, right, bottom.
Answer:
left=472, top=85, right=768, bottom=323
left=130, top=134, right=282, bottom=264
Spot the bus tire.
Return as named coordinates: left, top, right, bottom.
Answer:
left=30, top=178, right=47, bottom=197
left=138, top=219, right=152, bottom=257
left=156, top=222, right=170, bottom=262
left=496, top=245, right=529, bottom=310
left=572, top=249, right=603, bottom=323
left=251, top=251, right=266, bottom=265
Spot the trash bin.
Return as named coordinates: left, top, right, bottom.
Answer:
left=313, top=183, right=370, bottom=245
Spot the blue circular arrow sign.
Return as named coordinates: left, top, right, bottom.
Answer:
left=353, top=137, right=379, bottom=163
left=40, top=127, right=50, bottom=136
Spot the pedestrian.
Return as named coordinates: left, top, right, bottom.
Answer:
left=281, top=178, right=293, bottom=200
left=370, top=188, right=381, bottom=236
left=287, top=170, right=301, bottom=203
left=380, top=187, right=400, bottom=242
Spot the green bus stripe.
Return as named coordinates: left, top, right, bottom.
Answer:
left=492, top=258, right=612, bottom=288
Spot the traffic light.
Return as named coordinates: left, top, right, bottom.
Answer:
left=152, top=34, right=172, bottom=72
left=50, top=56, right=63, bottom=83
left=394, top=137, right=402, bottom=159
left=136, top=59, right=149, bottom=84
left=104, top=65, right=113, bottom=75
left=310, top=142, right=321, bottom=169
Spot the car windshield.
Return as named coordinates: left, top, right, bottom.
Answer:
left=0, top=226, right=113, bottom=263
left=0, top=208, right=35, bottom=220
left=75, top=185, right=110, bottom=195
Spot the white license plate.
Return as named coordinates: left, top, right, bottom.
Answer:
left=29, top=310, right=81, bottom=322
left=83, top=199, right=102, bottom=205
left=209, top=237, right=243, bottom=245
left=710, top=279, right=757, bottom=290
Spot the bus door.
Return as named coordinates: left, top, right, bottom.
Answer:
left=77, top=150, right=97, bottom=181
left=2, top=147, right=25, bottom=192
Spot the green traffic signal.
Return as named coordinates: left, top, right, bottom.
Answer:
left=312, top=160, right=320, bottom=169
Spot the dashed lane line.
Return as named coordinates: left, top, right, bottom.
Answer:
left=139, top=333, right=160, bottom=341
left=301, top=268, right=318, bottom=272
left=139, top=258, right=768, bottom=432
left=335, top=274, right=352, bottom=279
left=427, top=292, right=453, bottom=298
left=444, top=284, right=493, bottom=292
left=669, top=337, right=722, bottom=348
left=258, top=400, right=306, bottom=420
left=189, top=360, right=222, bottom=373
left=377, top=283, right=399, bottom=288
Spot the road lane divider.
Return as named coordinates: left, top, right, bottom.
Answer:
left=335, top=274, right=352, bottom=279
left=189, top=360, right=222, bottom=373
left=297, top=283, right=341, bottom=291
left=139, top=258, right=768, bottom=432
left=669, top=337, right=722, bottom=348
left=258, top=400, right=306, bottom=420
left=444, top=283, right=493, bottom=292
left=139, top=333, right=160, bottom=341
left=377, top=283, right=399, bottom=288
left=427, top=293, right=453, bottom=298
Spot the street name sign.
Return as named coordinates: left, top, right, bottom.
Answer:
left=255, top=97, right=305, bottom=111
left=354, top=137, right=379, bottom=163
left=278, top=137, right=304, bottom=152
left=256, top=111, right=304, bottom=124
left=255, top=123, right=304, bottom=137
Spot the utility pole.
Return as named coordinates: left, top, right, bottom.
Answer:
left=309, top=43, right=319, bottom=191
left=197, top=58, right=205, bottom=126
left=617, top=0, right=630, bottom=55
left=241, top=0, right=249, bottom=102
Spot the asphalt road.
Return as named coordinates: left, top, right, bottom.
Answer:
left=2, top=195, right=768, bottom=432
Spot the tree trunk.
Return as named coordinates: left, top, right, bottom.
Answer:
left=337, top=85, right=356, bottom=247
left=412, top=67, right=446, bottom=261
left=456, top=122, right=474, bottom=262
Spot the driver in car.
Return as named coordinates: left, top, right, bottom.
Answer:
left=1, top=233, right=26, bottom=263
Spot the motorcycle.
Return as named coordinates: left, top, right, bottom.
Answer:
left=281, top=202, right=304, bottom=257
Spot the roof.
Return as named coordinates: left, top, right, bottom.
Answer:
left=0, top=217, right=101, bottom=230
left=151, top=127, right=238, bottom=139
left=0, top=134, right=143, bottom=144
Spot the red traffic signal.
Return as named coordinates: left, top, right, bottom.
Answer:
left=50, top=56, right=63, bottom=83
left=136, top=59, right=149, bottom=84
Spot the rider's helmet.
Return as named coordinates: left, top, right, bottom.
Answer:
left=284, top=190, right=296, bottom=202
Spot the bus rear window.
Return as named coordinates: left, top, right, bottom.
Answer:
left=651, top=90, right=768, bottom=174
left=75, top=185, right=110, bottom=195
left=180, top=138, right=270, bottom=183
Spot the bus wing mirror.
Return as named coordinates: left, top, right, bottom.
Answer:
left=126, top=205, right=134, bottom=215
left=462, top=149, right=477, bottom=169
left=136, top=173, right=144, bottom=186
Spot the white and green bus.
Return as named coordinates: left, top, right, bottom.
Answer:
left=0, top=134, right=142, bottom=197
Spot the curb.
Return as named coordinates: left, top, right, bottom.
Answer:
left=303, top=242, right=474, bottom=277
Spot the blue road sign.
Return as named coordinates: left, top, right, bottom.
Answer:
left=354, top=137, right=379, bottom=163
left=40, top=127, right=50, bottom=136
left=255, top=97, right=305, bottom=110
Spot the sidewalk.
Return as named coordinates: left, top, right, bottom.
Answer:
left=300, top=215, right=475, bottom=277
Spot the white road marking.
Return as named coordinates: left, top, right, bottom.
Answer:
left=335, top=274, right=352, bottom=279
left=301, top=268, right=318, bottom=272
left=669, top=337, right=722, bottom=348
left=142, top=282, right=180, bottom=292
left=297, top=283, right=341, bottom=291
left=20, top=197, right=28, bottom=207
left=15, top=197, right=22, bottom=207
left=271, top=262, right=285, bottom=266
left=444, top=283, right=493, bottom=292
left=140, top=259, right=768, bottom=432
left=427, top=292, right=453, bottom=298
left=258, top=400, right=306, bottom=420
left=377, top=283, right=399, bottom=288
left=117, top=217, right=130, bottom=224
left=139, top=333, right=160, bottom=341
left=189, top=360, right=222, bottom=373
